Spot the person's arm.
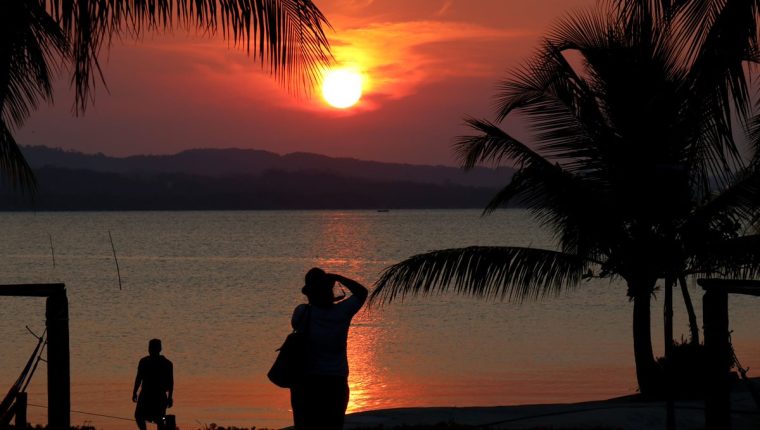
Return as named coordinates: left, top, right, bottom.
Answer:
left=167, top=361, right=174, bottom=408
left=132, top=363, right=142, bottom=402
left=331, top=274, right=368, bottom=306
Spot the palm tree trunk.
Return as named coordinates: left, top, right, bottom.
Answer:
left=631, top=279, right=662, bottom=397
left=679, top=276, right=700, bottom=345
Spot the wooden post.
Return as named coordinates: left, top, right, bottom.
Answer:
left=703, top=288, right=731, bottom=430
left=664, top=278, right=675, bottom=430
left=15, top=392, right=27, bottom=429
left=46, top=290, right=70, bottom=430
left=0, top=284, right=69, bottom=430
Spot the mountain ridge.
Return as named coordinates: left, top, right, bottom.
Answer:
left=2, top=146, right=515, bottom=210
left=21, top=145, right=513, bottom=188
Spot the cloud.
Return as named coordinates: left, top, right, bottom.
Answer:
left=134, top=16, right=528, bottom=116
left=435, top=0, right=454, bottom=16
left=326, top=17, right=529, bottom=106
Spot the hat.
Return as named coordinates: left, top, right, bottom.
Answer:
left=302, top=267, right=326, bottom=296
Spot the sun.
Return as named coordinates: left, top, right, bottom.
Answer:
left=322, top=69, right=363, bottom=109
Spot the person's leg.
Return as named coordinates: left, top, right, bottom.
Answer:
left=290, top=385, right=307, bottom=430
left=309, top=376, right=349, bottom=430
left=302, top=377, right=325, bottom=430
left=156, top=398, right=168, bottom=430
left=134, top=408, right=148, bottom=430
left=325, top=377, right=349, bottom=430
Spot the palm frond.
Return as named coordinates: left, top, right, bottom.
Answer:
left=748, top=96, right=760, bottom=169
left=612, top=0, right=676, bottom=36
left=495, top=12, right=613, bottom=156
left=370, top=246, right=592, bottom=305
left=0, top=0, right=68, bottom=192
left=549, top=7, right=617, bottom=51
left=0, top=122, right=37, bottom=191
left=686, top=167, right=760, bottom=234
left=454, top=118, right=555, bottom=170
left=0, top=0, right=69, bottom=129
left=681, top=83, right=740, bottom=198
left=504, top=44, right=608, bottom=171
left=689, top=234, right=760, bottom=279
left=45, top=0, right=332, bottom=112
left=683, top=0, right=759, bottom=124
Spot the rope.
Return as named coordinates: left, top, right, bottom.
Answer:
left=728, top=331, right=760, bottom=410
left=28, top=403, right=193, bottom=429
left=21, top=331, right=47, bottom=393
left=28, top=403, right=134, bottom=422
left=0, top=330, right=47, bottom=424
left=28, top=403, right=197, bottom=430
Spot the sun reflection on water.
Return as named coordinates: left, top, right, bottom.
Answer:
left=346, top=316, right=384, bottom=413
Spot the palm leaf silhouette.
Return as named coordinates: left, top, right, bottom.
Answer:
left=371, top=246, right=592, bottom=305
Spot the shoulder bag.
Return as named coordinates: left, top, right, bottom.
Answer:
left=267, top=305, right=310, bottom=388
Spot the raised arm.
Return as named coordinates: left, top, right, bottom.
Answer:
left=331, top=274, right=368, bottom=305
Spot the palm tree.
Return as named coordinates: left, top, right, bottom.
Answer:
left=370, top=3, right=760, bottom=397
left=0, top=0, right=332, bottom=189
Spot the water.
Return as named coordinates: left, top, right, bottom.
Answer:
left=0, top=210, right=757, bottom=429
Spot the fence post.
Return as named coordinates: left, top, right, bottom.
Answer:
left=46, top=290, right=70, bottom=430
left=15, top=392, right=27, bottom=428
left=703, top=288, right=731, bottom=430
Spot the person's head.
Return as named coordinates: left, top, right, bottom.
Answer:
left=148, top=339, right=162, bottom=356
left=302, top=267, right=335, bottom=307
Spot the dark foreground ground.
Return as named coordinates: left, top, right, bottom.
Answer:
left=341, top=378, right=760, bottom=430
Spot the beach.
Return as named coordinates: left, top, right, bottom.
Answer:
left=343, top=380, right=760, bottom=429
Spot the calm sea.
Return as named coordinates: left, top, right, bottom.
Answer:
left=0, top=210, right=758, bottom=429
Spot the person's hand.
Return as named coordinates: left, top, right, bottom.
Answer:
left=132, top=393, right=138, bottom=403
left=167, top=397, right=173, bottom=408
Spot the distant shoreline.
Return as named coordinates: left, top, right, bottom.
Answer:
left=0, top=166, right=506, bottom=211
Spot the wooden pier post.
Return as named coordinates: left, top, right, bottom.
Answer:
left=46, top=290, right=70, bottom=430
left=703, top=288, right=730, bottom=430
left=15, top=392, right=27, bottom=429
left=0, top=283, right=70, bottom=430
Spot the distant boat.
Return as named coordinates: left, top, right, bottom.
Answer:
left=377, top=209, right=390, bottom=213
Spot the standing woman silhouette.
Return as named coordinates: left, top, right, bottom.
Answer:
left=290, top=267, right=368, bottom=430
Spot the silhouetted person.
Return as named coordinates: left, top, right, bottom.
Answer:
left=290, top=268, right=368, bottom=430
left=133, top=339, right=174, bottom=430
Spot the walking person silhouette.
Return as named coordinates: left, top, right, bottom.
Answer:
left=133, top=339, right=174, bottom=430
left=290, top=268, right=368, bottom=430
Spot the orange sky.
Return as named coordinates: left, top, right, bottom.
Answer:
left=18, top=0, right=595, bottom=166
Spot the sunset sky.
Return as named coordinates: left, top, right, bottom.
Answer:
left=18, top=0, right=595, bottom=166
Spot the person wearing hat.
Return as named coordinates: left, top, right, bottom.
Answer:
left=290, top=267, right=368, bottom=430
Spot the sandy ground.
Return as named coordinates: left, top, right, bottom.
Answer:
left=342, top=380, right=760, bottom=429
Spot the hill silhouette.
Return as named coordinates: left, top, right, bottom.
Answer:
left=0, top=147, right=513, bottom=210
left=21, top=146, right=513, bottom=188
